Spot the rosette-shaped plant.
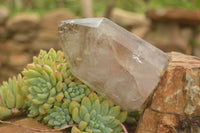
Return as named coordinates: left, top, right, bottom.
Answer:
left=18, top=48, right=128, bottom=131
left=0, top=48, right=131, bottom=132
left=43, top=101, right=73, bottom=129
left=23, top=63, right=69, bottom=118
left=0, top=74, right=27, bottom=119
left=33, top=48, right=66, bottom=67
left=69, top=92, right=127, bottom=133
left=22, top=49, right=92, bottom=126
left=64, top=81, right=91, bottom=102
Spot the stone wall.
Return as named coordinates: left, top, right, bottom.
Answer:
left=131, top=9, right=200, bottom=56
left=0, top=7, right=75, bottom=82
left=111, top=8, right=200, bottom=56
left=1, top=7, right=200, bottom=83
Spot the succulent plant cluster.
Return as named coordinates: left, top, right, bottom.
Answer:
left=125, top=111, right=140, bottom=124
left=22, top=49, right=91, bottom=126
left=0, top=74, right=27, bottom=119
left=0, top=48, right=129, bottom=133
left=70, top=92, right=127, bottom=133
left=43, top=101, right=73, bottom=128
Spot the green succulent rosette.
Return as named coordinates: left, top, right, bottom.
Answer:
left=43, top=101, right=73, bottom=129
left=22, top=49, right=70, bottom=117
left=0, top=48, right=133, bottom=133
left=64, top=81, right=91, bottom=103
left=33, top=48, right=66, bottom=67
left=0, top=74, right=28, bottom=119
left=8, top=48, right=129, bottom=131
left=22, top=49, right=92, bottom=123
left=69, top=92, right=127, bottom=133
left=23, top=63, right=67, bottom=117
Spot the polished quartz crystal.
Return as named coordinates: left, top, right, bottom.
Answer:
left=58, top=18, right=169, bottom=111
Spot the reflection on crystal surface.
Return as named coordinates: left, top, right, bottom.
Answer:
left=58, top=17, right=169, bottom=111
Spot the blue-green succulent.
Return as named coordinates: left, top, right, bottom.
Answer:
left=43, top=101, right=73, bottom=129
left=70, top=92, right=127, bottom=133
left=0, top=74, right=28, bottom=119
left=0, top=48, right=132, bottom=133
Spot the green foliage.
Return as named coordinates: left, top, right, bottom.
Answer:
left=2, top=0, right=200, bottom=17
left=22, top=48, right=128, bottom=132
left=23, top=49, right=92, bottom=120
left=43, top=102, right=73, bottom=129
left=3, top=0, right=148, bottom=17
left=0, top=35, right=7, bottom=42
left=116, top=0, right=147, bottom=13
left=0, top=106, right=12, bottom=120
left=70, top=92, right=127, bottom=133
left=64, top=81, right=91, bottom=102
left=0, top=74, right=27, bottom=119
left=23, top=49, right=70, bottom=118
left=125, top=110, right=140, bottom=124
left=148, top=0, right=200, bottom=9
left=0, top=48, right=130, bottom=132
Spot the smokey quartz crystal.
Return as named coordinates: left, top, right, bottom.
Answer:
left=58, top=18, right=169, bottom=111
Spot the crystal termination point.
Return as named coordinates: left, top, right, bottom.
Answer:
left=58, top=17, right=169, bottom=111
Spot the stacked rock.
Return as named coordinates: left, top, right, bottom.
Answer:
left=6, top=13, right=40, bottom=43
left=0, top=6, right=9, bottom=42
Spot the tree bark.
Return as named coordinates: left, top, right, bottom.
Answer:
left=80, top=0, right=93, bottom=18
left=136, top=52, right=200, bottom=133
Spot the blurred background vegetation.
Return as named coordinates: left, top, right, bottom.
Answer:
left=0, top=0, right=200, bottom=84
left=0, top=0, right=200, bottom=17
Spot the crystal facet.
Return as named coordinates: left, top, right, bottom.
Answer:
left=58, top=18, right=169, bottom=111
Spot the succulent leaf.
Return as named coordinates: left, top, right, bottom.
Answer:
left=71, top=126, right=82, bottom=133
left=108, top=106, right=120, bottom=117
left=71, top=92, right=126, bottom=133
left=80, top=106, right=88, bottom=119
left=100, top=100, right=109, bottom=116
left=69, top=101, right=80, bottom=114
left=16, top=94, right=24, bottom=108
left=102, top=127, right=113, bottom=133
left=6, top=90, right=15, bottom=108
left=72, top=107, right=81, bottom=123
left=24, top=49, right=92, bottom=121
left=79, top=121, right=87, bottom=131
left=81, top=97, right=91, bottom=112
left=0, top=106, right=12, bottom=119
left=0, top=48, right=129, bottom=132
left=43, top=102, right=73, bottom=128
left=0, top=74, right=27, bottom=119
left=83, top=113, right=90, bottom=123
left=125, top=110, right=140, bottom=124
left=117, top=111, right=128, bottom=123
